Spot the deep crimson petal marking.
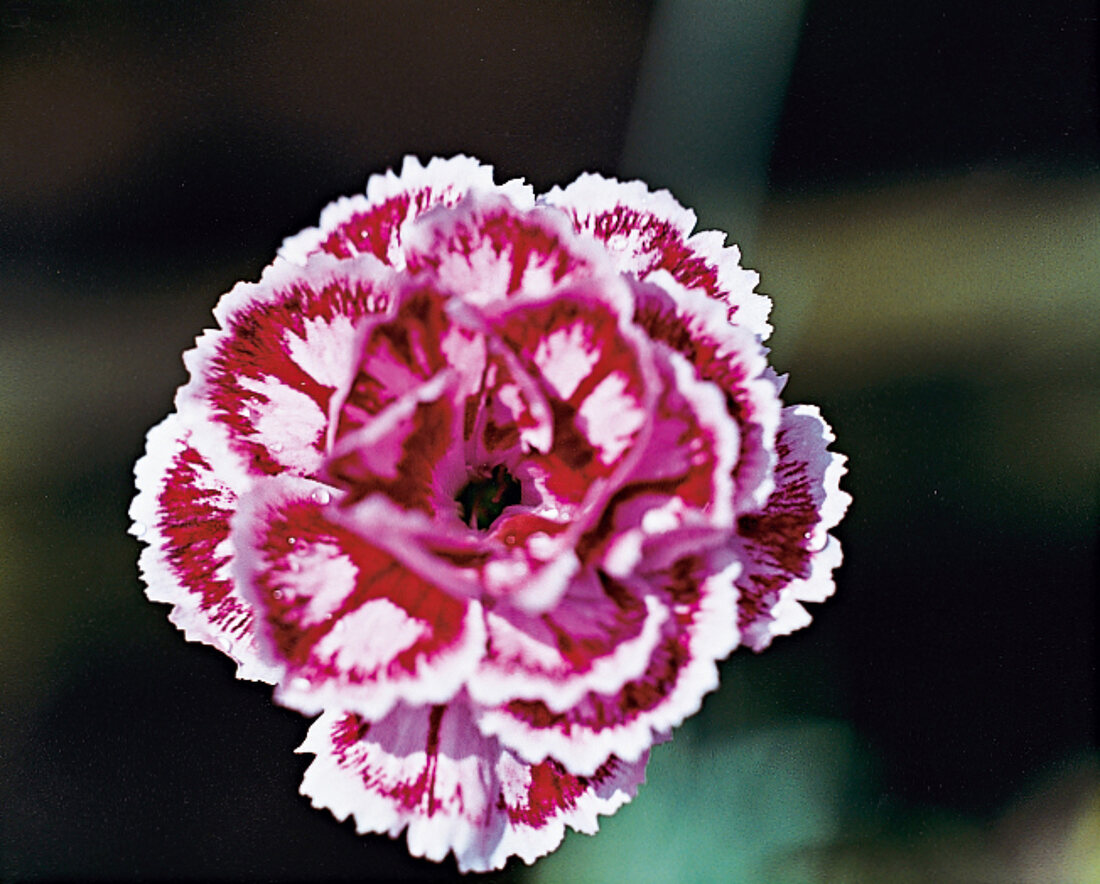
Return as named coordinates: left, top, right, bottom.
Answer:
left=483, top=281, right=657, bottom=509
left=327, top=375, right=465, bottom=516
left=190, top=255, right=395, bottom=479
left=476, top=556, right=739, bottom=774
left=632, top=275, right=782, bottom=513
left=543, top=172, right=771, bottom=339
left=235, top=479, right=484, bottom=718
left=335, top=284, right=483, bottom=431
left=133, top=154, right=847, bottom=872
left=403, top=193, right=606, bottom=306
left=280, top=155, right=535, bottom=267
left=734, top=405, right=850, bottom=651
left=575, top=348, right=739, bottom=579
left=298, top=699, right=647, bottom=873
left=471, top=569, right=669, bottom=713
left=131, top=415, right=277, bottom=682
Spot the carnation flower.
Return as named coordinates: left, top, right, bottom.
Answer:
left=131, top=155, right=849, bottom=872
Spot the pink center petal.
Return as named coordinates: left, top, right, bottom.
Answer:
left=403, top=192, right=605, bottom=305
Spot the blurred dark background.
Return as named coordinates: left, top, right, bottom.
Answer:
left=1, top=2, right=1096, bottom=881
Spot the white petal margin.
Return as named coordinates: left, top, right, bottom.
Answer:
left=633, top=271, right=782, bottom=514
left=401, top=191, right=615, bottom=308
left=470, top=586, right=670, bottom=715
left=279, top=155, right=535, bottom=267
left=130, top=412, right=279, bottom=683
left=475, top=559, right=741, bottom=775
left=737, top=404, right=851, bottom=651
left=177, top=253, right=396, bottom=481
left=541, top=172, right=772, bottom=340
left=298, top=699, right=648, bottom=873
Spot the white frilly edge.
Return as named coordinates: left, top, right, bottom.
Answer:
left=541, top=172, right=772, bottom=341
left=297, top=703, right=648, bottom=873
left=130, top=412, right=280, bottom=683
left=747, top=404, right=851, bottom=649
left=278, top=155, right=536, bottom=267
left=475, top=560, right=741, bottom=776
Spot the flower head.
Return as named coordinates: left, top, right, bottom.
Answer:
left=131, top=156, right=849, bottom=872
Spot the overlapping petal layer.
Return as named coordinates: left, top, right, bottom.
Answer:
left=476, top=556, right=740, bottom=775
left=133, top=155, right=848, bottom=872
left=299, top=699, right=647, bottom=873
left=734, top=405, right=851, bottom=651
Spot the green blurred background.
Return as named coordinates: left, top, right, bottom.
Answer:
left=1, top=2, right=1096, bottom=881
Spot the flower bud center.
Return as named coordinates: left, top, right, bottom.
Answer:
left=456, top=464, right=521, bottom=530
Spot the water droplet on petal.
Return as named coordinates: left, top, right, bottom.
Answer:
left=312, top=488, right=331, bottom=505
left=290, top=677, right=311, bottom=693
left=287, top=536, right=297, bottom=547
left=132, top=522, right=147, bottom=538
left=270, top=441, right=284, bottom=453
left=272, top=589, right=284, bottom=600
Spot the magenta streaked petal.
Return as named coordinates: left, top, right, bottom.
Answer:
left=334, top=283, right=485, bottom=429
left=577, top=348, right=740, bottom=578
left=542, top=172, right=772, bottom=339
left=234, top=478, right=485, bottom=718
left=130, top=414, right=277, bottom=682
left=471, top=570, right=669, bottom=712
left=327, top=467, right=581, bottom=616
left=326, top=372, right=467, bottom=517
left=632, top=273, right=783, bottom=513
left=476, top=557, right=740, bottom=774
left=135, top=156, right=849, bottom=871
left=280, top=155, right=535, bottom=267
left=466, top=347, right=555, bottom=466
left=298, top=700, right=646, bottom=873
left=735, top=405, right=851, bottom=650
left=403, top=191, right=607, bottom=306
left=182, top=254, right=395, bottom=480
left=483, top=279, right=658, bottom=511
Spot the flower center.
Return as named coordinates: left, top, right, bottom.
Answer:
left=456, top=464, right=521, bottom=530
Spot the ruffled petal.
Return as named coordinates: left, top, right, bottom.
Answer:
left=298, top=699, right=646, bottom=873
left=403, top=191, right=608, bottom=307
left=326, top=373, right=467, bottom=516
left=183, top=253, right=395, bottom=480
left=280, top=154, right=534, bottom=267
left=464, top=346, right=555, bottom=467
left=632, top=273, right=782, bottom=513
left=576, top=347, right=740, bottom=579
left=542, top=172, right=772, bottom=339
left=131, top=413, right=277, bottom=682
left=233, top=477, right=485, bottom=718
left=735, top=405, right=851, bottom=651
left=134, top=155, right=850, bottom=874
left=333, top=282, right=485, bottom=429
left=471, top=569, right=669, bottom=713
left=476, top=556, right=740, bottom=774
left=481, top=279, right=657, bottom=512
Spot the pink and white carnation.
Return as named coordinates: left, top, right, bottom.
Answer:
left=131, top=155, right=849, bottom=873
